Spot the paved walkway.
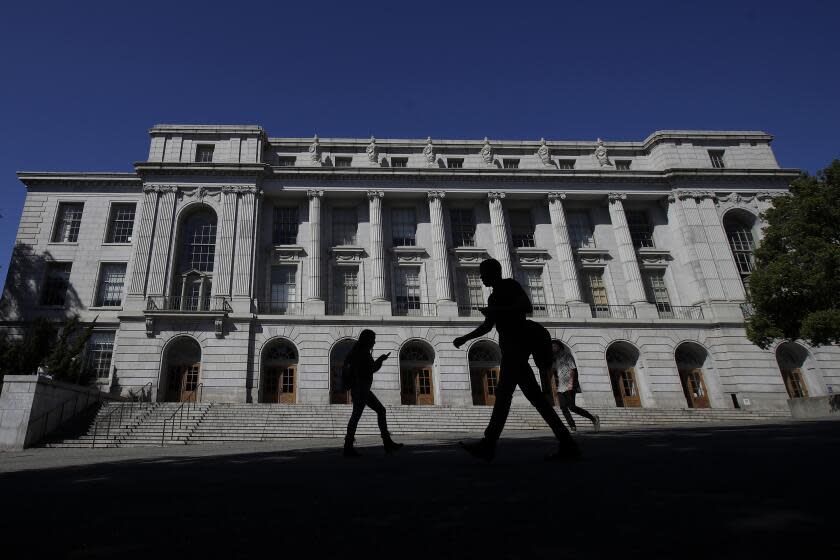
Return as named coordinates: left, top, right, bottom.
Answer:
left=1, top=420, right=837, bottom=558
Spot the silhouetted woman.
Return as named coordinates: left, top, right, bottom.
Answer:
left=343, top=329, right=404, bottom=457
left=552, top=341, right=600, bottom=433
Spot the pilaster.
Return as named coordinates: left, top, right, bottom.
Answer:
left=232, top=187, right=258, bottom=312
left=487, top=192, right=513, bottom=279
left=146, top=186, right=177, bottom=296
left=305, top=189, right=325, bottom=315
left=126, top=187, right=160, bottom=307
left=428, top=190, right=456, bottom=316
left=607, top=193, right=647, bottom=304
left=213, top=187, right=238, bottom=298
left=697, top=192, right=746, bottom=301
left=547, top=192, right=583, bottom=303
left=678, top=191, right=726, bottom=301
left=367, top=190, right=391, bottom=315
left=666, top=193, right=709, bottom=305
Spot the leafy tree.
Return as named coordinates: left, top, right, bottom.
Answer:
left=0, top=317, right=56, bottom=381
left=746, top=160, right=840, bottom=348
left=43, top=315, right=97, bottom=384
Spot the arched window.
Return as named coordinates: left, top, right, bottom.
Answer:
left=173, top=207, right=218, bottom=310
left=723, top=211, right=756, bottom=292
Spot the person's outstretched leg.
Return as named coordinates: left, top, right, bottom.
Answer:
left=344, top=386, right=367, bottom=457
left=567, top=392, right=600, bottom=432
left=366, top=391, right=403, bottom=453
left=461, top=360, right=517, bottom=462
left=518, top=369, right=580, bottom=460
left=557, top=391, right=577, bottom=431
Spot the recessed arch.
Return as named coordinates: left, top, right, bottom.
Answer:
left=606, top=341, right=642, bottom=408
left=170, top=203, right=219, bottom=310
left=775, top=341, right=820, bottom=398
left=399, top=339, right=435, bottom=405
left=260, top=337, right=299, bottom=403
left=468, top=339, right=501, bottom=406
left=674, top=341, right=713, bottom=408
left=329, top=337, right=357, bottom=404
left=159, top=335, right=202, bottom=402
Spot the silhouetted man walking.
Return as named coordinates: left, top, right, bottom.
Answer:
left=453, top=259, right=580, bottom=462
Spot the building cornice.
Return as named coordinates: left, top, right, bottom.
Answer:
left=16, top=172, right=141, bottom=188
left=133, top=161, right=268, bottom=178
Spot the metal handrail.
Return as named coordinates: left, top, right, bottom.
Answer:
left=160, top=383, right=203, bottom=446
left=161, top=402, right=188, bottom=446
left=91, top=400, right=130, bottom=447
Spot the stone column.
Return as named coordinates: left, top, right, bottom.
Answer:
left=607, top=193, right=648, bottom=305
left=305, top=189, right=325, bottom=314
left=367, top=190, right=390, bottom=315
left=232, top=187, right=258, bottom=312
left=127, top=186, right=161, bottom=303
left=487, top=192, right=513, bottom=279
left=212, top=187, right=238, bottom=298
left=428, top=190, right=456, bottom=316
left=146, top=186, right=177, bottom=297
left=697, top=192, right=746, bottom=301
left=666, top=193, right=709, bottom=306
left=547, top=192, right=583, bottom=304
left=679, top=192, right=725, bottom=301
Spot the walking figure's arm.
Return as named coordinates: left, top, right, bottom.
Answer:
left=452, top=317, right=493, bottom=349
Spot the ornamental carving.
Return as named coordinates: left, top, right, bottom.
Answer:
left=306, top=189, right=325, bottom=199
left=366, top=136, right=378, bottom=164
left=594, top=138, right=612, bottom=167
left=366, top=190, right=385, bottom=201
left=143, top=184, right=178, bottom=194
left=330, top=246, right=366, bottom=263
left=480, top=137, right=494, bottom=164
left=450, top=247, right=489, bottom=265
left=308, top=135, right=321, bottom=165
left=427, top=190, right=446, bottom=200
left=608, top=192, right=627, bottom=202
left=487, top=191, right=506, bottom=201
left=214, top=317, right=224, bottom=338
left=536, top=138, right=552, bottom=166
left=423, top=137, right=435, bottom=165
left=515, top=247, right=550, bottom=266
left=547, top=192, right=567, bottom=202
left=391, top=246, right=428, bottom=265
left=182, top=185, right=221, bottom=201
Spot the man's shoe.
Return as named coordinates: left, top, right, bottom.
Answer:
left=459, top=439, right=496, bottom=463
left=344, top=439, right=361, bottom=458
left=569, top=425, right=577, bottom=433
left=545, top=445, right=581, bottom=462
left=593, top=415, right=601, bottom=433
left=383, top=435, right=404, bottom=455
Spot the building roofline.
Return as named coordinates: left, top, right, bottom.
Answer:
left=149, top=124, right=265, bottom=135
left=16, top=171, right=141, bottom=188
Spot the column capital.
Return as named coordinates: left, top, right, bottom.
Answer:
left=608, top=192, right=627, bottom=202
left=143, top=184, right=178, bottom=194
left=306, top=189, right=324, bottom=199
left=366, top=190, right=385, bottom=200
left=547, top=191, right=567, bottom=202
left=487, top=191, right=506, bottom=201
left=427, top=190, right=446, bottom=200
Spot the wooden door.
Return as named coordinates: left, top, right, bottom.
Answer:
left=167, top=363, right=199, bottom=402
left=416, top=367, right=434, bottom=405
left=263, top=368, right=279, bottom=403
left=330, top=365, right=351, bottom=404
left=680, top=368, right=710, bottom=408
left=400, top=368, right=416, bottom=405
left=610, top=368, right=641, bottom=408
left=482, top=367, right=499, bottom=406
left=277, top=365, right=296, bottom=404
left=781, top=368, right=808, bottom=398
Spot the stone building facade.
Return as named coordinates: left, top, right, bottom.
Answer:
left=2, top=125, right=837, bottom=411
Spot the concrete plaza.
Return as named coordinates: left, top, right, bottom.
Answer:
left=1, top=421, right=837, bottom=558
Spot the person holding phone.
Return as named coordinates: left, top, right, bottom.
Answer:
left=343, top=329, right=404, bottom=457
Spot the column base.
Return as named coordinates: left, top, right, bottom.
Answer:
left=632, top=302, right=659, bottom=319
left=567, top=301, right=592, bottom=318
left=436, top=300, right=459, bottom=317
left=706, top=301, right=748, bottom=321
left=229, top=296, right=253, bottom=314
left=304, top=299, right=325, bottom=315
left=371, top=300, right=392, bottom=316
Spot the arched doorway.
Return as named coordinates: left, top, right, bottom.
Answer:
left=776, top=342, right=810, bottom=398
left=674, top=342, right=712, bottom=408
left=161, top=337, right=202, bottom=402
left=469, top=341, right=501, bottom=406
left=261, top=339, right=298, bottom=404
left=330, top=338, right=356, bottom=404
left=606, top=342, right=642, bottom=408
left=400, top=340, right=434, bottom=405
left=545, top=340, right=578, bottom=406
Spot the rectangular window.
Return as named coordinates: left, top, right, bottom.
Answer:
left=105, top=203, right=136, bottom=243
left=586, top=271, right=610, bottom=317
left=450, top=208, right=476, bottom=247
left=52, top=202, right=84, bottom=243
left=566, top=211, right=595, bottom=249
left=332, top=208, right=358, bottom=246
left=196, top=144, right=215, bottom=163
left=87, top=331, right=115, bottom=379
left=391, top=157, right=408, bottom=168
left=459, top=269, right=485, bottom=315
left=334, top=267, right=359, bottom=314
left=270, top=265, right=297, bottom=312
left=273, top=207, right=299, bottom=245
left=395, top=267, right=421, bottom=314
left=447, top=158, right=463, bottom=169
left=334, top=157, right=352, bottom=167
left=557, top=159, right=575, bottom=170
left=644, top=271, right=673, bottom=317
left=96, top=263, right=127, bottom=307
left=508, top=209, right=535, bottom=248
left=709, top=150, right=725, bottom=169
left=391, top=208, right=416, bottom=247
left=522, top=269, right=547, bottom=314
left=626, top=211, right=654, bottom=248
left=615, top=160, right=631, bottom=170
left=278, top=156, right=296, bottom=167
left=42, top=262, right=72, bottom=306
left=503, top=159, right=520, bottom=169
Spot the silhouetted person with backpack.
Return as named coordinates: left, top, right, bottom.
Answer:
left=453, top=259, right=580, bottom=462
left=552, top=340, right=600, bottom=433
left=343, top=329, right=404, bottom=457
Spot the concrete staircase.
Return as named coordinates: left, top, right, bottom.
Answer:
left=43, top=402, right=791, bottom=448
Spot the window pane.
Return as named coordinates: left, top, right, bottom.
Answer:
left=626, top=211, right=654, bottom=248
left=52, top=203, right=84, bottom=243
left=450, top=209, right=475, bottom=247
left=509, top=210, right=535, bottom=247
left=395, top=267, right=421, bottom=313
left=273, top=207, right=299, bottom=244
left=391, top=208, right=416, bottom=246
left=461, top=270, right=484, bottom=309
left=106, top=204, right=136, bottom=243
left=566, top=211, right=595, bottom=249
left=270, top=266, right=297, bottom=311
left=96, top=263, right=127, bottom=307
left=332, top=208, right=357, bottom=245
left=522, top=269, right=546, bottom=311
left=196, top=145, right=214, bottom=163
left=87, top=332, right=115, bottom=379
left=644, top=271, right=672, bottom=316
left=587, top=272, right=609, bottom=306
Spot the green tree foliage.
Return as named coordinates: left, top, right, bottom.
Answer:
left=43, top=316, right=96, bottom=384
left=0, top=317, right=56, bottom=380
left=746, top=160, right=840, bottom=348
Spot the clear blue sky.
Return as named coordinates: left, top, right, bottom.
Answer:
left=1, top=0, right=838, bottom=286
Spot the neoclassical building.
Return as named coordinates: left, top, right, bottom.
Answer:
left=2, top=125, right=837, bottom=411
